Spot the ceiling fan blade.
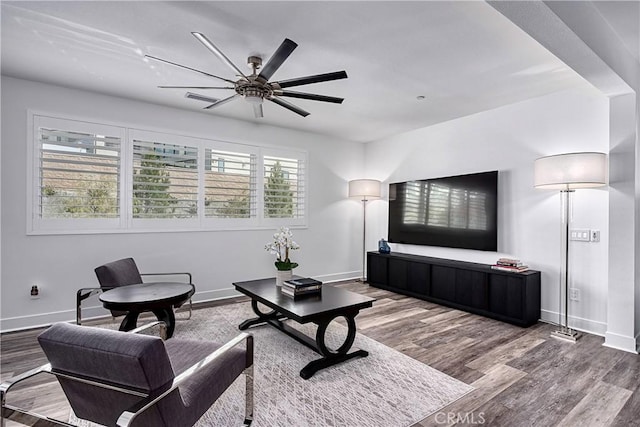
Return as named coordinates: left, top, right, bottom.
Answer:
left=268, top=96, right=310, bottom=117
left=185, top=92, right=220, bottom=103
left=192, top=32, right=248, bottom=79
left=257, top=38, right=298, bottom=82
left=204, top=94, right=240, bottom=110
left=272, top=71, right=348, bottom=89
left=144, top=55, right=236, bottom=84
left=252, top=103, right=264, bottom=118
left=159, top=85, right=235, bottom=89
left=276, top=90, right=344, bottom=104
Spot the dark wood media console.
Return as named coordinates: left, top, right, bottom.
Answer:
left=367, top=252, right=541, bottom=327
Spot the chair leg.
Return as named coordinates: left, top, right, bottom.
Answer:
left=243, top=365, right=254, bottom=426
left=175, top=298, right=193, bottom=321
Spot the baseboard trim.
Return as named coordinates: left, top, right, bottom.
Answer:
left=0, top=287, right=243, bottom=333
left=604, top=331, right=638, bottom=354
left=539, top=309, right=607, bottom=337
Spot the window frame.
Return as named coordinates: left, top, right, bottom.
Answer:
left=28, top=114, right=128, bottom=233
left=261, top=147, right=307, bottom=228
left=27, top=112, right=308, bottom=235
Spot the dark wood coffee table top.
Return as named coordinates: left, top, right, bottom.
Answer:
left=233, top=278, right=375, bottom=323
left=99, top=282, right=195, bottom=311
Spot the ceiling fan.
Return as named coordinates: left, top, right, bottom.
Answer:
left=145, top=33, right=348, bottom=118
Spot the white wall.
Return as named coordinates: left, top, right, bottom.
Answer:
left=0, top=76, right=365, bottom=331
left=364, top=87, right=610, bottom=335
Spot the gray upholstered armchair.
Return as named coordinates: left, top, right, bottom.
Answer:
left=76, top=257, right=194, bottom=325
left=1, top=322, right=253, bottom=427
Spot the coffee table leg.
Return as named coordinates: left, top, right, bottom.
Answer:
left=299, top=313, right=368, bottom=380
left=239, top=299, right=286, bottom=330
left=119, top=312, right=140, bottom=332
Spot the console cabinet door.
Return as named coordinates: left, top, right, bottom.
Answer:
left=489, top=275, right=524, bottom=320
left=455, top=270, right=488, bottom=310
left=388, top=258, right=408, bottom=290
left=367, top=253, right=388, bottom=286
left=407, top=262, right=430, bottom=296
left=431, top=266, right=456, bottom=302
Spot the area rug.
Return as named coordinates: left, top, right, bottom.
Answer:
left=76, top=302, right=473, bottom=426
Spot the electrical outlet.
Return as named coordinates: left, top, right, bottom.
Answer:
left=30, top=285, right=40, bottom=299
left=569, top=288, right=580, bottom=301
left=591, top=230, right=600, bottom=242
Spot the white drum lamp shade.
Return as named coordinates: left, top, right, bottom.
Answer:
left=348, top=179, right=381, bottom=198
left=534, top=152, right=607, bottom=190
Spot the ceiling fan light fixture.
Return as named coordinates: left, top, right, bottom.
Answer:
left=245, top=94, right=264, bottom=105
left=243, top=87, right=264, bottom=104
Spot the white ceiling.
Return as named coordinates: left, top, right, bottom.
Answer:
left=1, top=1, right=627, bottom=143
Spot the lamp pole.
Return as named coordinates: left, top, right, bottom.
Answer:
left=348, top=179, right=381, bottom=283
left=360, top=196, right=368, bottom=282
left=551, top=189, right=580, bottom=341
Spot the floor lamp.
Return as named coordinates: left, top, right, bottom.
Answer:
left=349, top=179, right=381, bottom=282
left=534, top=152, right=607, bottom=342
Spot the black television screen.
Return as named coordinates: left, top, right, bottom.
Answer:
left=388, top=171, right=498, bottom=251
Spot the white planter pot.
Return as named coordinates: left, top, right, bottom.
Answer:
left=275, top=269, right=293, bottom=287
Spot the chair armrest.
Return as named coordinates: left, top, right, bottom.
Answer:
left=129, top=321, right=168, bottom=340
left=1, top=363, right=52, bottom=398
left=140, top=272, right=192, bottom=284
left=76, top=287, right=106, bottom=302
left=116, top=332, right=253, bottom=427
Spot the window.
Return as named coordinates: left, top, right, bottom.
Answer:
left=29, top=113, right=307, bottom=234
left=132, top=139, right=198, bottom=219
left=39, top=128, right=121, bottom=219
left=264, top=155, right=305, bottom=219
left=205, top=149, right=256, bottom=219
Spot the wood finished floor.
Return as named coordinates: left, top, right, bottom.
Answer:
left=2, top=281, right=640, bottom=426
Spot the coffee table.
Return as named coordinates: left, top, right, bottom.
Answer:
left=99, top=282, right=195, bottom=339
left=233, top=278, right=376, bottom=379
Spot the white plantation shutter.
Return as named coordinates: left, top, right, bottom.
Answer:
left=132, top=139, right=199, bottom=219
left=38, top=126, right=121, bottom=219
left=205, top=148, right=256, bottom=218
left=263, top=155, right=305, bottom=219
left=29, top=113, right=308, bottom=234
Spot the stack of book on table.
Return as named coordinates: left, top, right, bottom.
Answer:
left=281, top=277, right=322, bottom=298
left=490, top=258, right=529, bottom=273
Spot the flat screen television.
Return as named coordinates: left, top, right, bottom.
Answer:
left=388, top=171, right=498, bottom=251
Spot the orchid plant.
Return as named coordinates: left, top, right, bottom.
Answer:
left=265, top=226, right=300, bottom=271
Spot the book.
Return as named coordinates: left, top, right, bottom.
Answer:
left=491, top=265, right=529, bottom=273
left=281, top=286, right=321, bottom=298
left=497, top=257, right=521, bottom=264
left=281, top=283, right=322, bottom=292
left=283, top=278, right=323, bottom=287
left=497, top=261, right=523, bottom=267
left=496, top=258, right=523, bottom=267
